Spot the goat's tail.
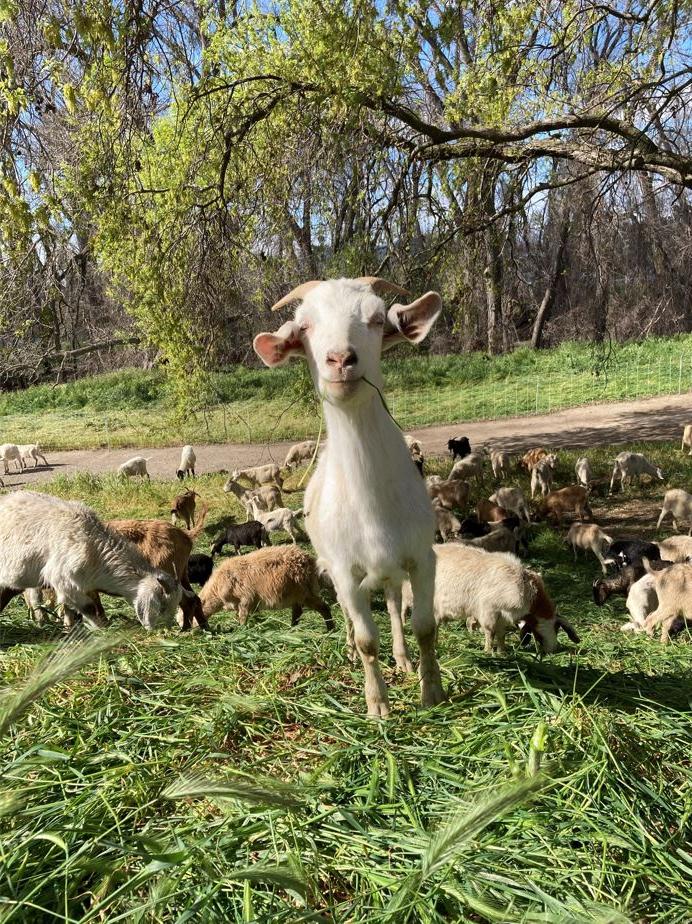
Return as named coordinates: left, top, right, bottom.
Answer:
left=187, top=502, right=209, bottom=541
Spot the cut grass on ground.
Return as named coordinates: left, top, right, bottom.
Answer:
left=2, top=335, right=692, bottom=450
left=0, top=441, right=690, bottom=921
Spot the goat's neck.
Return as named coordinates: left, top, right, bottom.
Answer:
left=322, top=392, right=408, bottom=475
left=96, top=535, right=150, bottom=602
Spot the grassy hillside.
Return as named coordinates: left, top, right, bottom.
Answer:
left=1, top=336, right=692, bottom=450
left=0, top=441, right=689, bottom=921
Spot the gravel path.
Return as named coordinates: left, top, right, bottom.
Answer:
left=5, top=391, right=692, bottom=487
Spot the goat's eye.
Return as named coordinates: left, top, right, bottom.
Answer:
left=369, top=315, right=385, bottom=327
left=298, top=321, right=310, bottom=333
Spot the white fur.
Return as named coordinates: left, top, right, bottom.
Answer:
left=657, top=534, right=692, bottom=562
left=251, top=502, right=304, bottom=543
left=0, top=491, right=181, bottom=629
left=489, top=486, right=531, bottom=523
left=681, top=424, right=692, bottom=455
left=643, top=561, right=692, bottom=643
left=231, top=463, right=283, bottom=488
left=178, top=445, right=196, bottom=476
left=253, top=278, right=444, bottom=716
left=490, top=449, right=512, bottom=479
left=622, top=573, right=657, bottom=632
left=17, top=444, right=48, bottom=468
left=284, top=440, right=317, bottom=469
left=118, top=456, right=150, bottom=479
left=609, top=451, right=664, bottom=493
left=574, top=456, right=593, bottom=488
left=450, top=452, right=484, bottom=482
left=657, top=489, right=692, bottom=535
left=530, top=454, right=556, bottom=498
left=0, top=443, right=22, bottom=475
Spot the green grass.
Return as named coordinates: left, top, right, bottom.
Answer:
left=2, top=336, right=692, bottom=450
left=0, top=442, right=690, bottom=921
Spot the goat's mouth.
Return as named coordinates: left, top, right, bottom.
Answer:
left=321, top=377, right=364, bottom=400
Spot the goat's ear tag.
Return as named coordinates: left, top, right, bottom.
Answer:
left=383, top=291, right=442, bottom=349
left=253, top=322, right=305, bottom=366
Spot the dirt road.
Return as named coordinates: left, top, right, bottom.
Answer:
left=5, top=391, right=692, bottom=487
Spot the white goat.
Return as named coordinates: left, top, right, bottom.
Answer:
left=450, top=452, right=484, bottom=483
left=490, top=449, right=512, bottom=479
left=530, top=454, right=556, bottom=498
left=224, top=478, right=282, bottom=521
left=489, top=486, right=531, bottom=523
left=609, top=452, right=664, bottom=493
left=250, top=501, right=304, bottom=543
left=657, top=489, right=692, bottom=535
left=0, top=491, right=183, bottom=629
left=0, top=444, right=22, bottom=475
left=18, top=444, right=48, bottom=468
left=177, top=445, right=196, bottom=479
left=657, top=534, right=692, bottom=562
left=118, top=456, right=150, bottom=479
left=254, top=276, right=444, bottom=716
left=401, top=544, right=570, bottom=655
left=643, top=560, right=692, bottom=643
left=231, top=463, right=283, bottom=488
left=574, top=457, right=593, bottom=488
left=566, top=523, right=613, bottom=574
left=284, top=440, right=317, bottom=469
left=622, top=573, right=658, bottom=632
left=681, top=424, right=692, bottom=455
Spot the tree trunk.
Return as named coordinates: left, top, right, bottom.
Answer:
left=532, top=211, right=570, bottom=349
left=481, top=169, right=503, bottom=354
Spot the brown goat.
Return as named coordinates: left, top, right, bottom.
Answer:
left=537, top=486, right=592, bottom=526
left=200, top=545, right=333, bottom=629
left=100, top=504, right=210, bottom=630
left=171, top=489, right=198, bottom=529
left=476, top=499, right=510, bottom=523
left=521, top=448, right=549, bottom=471
left=427, top=478, right=470, bottom=512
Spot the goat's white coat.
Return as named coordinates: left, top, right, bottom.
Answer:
left=178, top=445, right=196, bottom=476
left=17, top=443, right=48, bottom=468
left=0, top=443, right=22, bottom=474
left=657, top=489, right=692, bottom=535
left=118, top=456, right=150, bottom=479
left=251, top=502, right=304, bottom=543
left=623, top=573, right=657, bottom=632
left=681, top=424, right=692, bottom=454
left=284, top=440, right=317, bottom=468
left=657, top=533, right=692, bottom=562
left=231, top=463, right=282, bottom=487
left=530, top=455, right=556, bottom=498
left=609, top=451, right=664, bottom=493
left=489, top=486, right=531, bottom=523
left=566, top=522, right=613, bottom=574
left=490, top=449, right=512, bottom=479
left=574, top=456, right=593, bottom=488
left=253, top=278, right=444, bottom=716
left=0, top=491, right=181, bottom=629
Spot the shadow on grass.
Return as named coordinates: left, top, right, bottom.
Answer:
left=482, top=656, right=692, bottom=712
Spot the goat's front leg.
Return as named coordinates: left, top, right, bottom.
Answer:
left=408, top=552, right=445, bottom=707
left=337, top=581, right=389, bottom=717
left=384, top=585, right=413, bottom=673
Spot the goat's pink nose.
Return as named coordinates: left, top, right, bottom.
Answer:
left=326, top=349, right=358, bottom=371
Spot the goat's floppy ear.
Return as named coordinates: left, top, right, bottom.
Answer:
left=253, top=321, right=305, bottom=367
left=383, top=291, right=441, bottom=349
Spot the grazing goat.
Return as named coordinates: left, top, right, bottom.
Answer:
left=463, top=524, right=523, bottom=555
left=0, top=444, right=22, bottom=474
left=0, top=492, right=182, bottom=629
left=477, top=499, right=510, bottom=523
left=593, top=565, right=646, bottom=606
left=537, top=486, right=591, bottom=526
left=118, top=456, right=150, bottom=479
left=200, top=545, right=333, bottom=629
left=171, top=489, right=198, bottom=529
left=489, top=486, right=531, bottom=523
left=401, top=544, right=577, bottom=654
left=284, top=440, right=317, bottom=469
left=530, top=454, right=557, bottom=498
left=657, top=534, right=692, bottom=563
left=18, top=444, right=48, bottom=468
left=106, top=514, right=208, bottom=630
left=187, top=553, right=214, bottom=587
left=574, top=457, right=593, bottom=488
left=567, top=523, right=614, bottom=574
left=251, top=502, right=305, bottom=543
left=433, top=503, right=461, bottom=542
left=23, top=586, right=57, bottom=624
left=521, top=448, right=548, bottom=471
left=604, top=538, right=660, bottom=570
left=224, top=478, right=282, bottom=521
left=254, top=276, right=444, bottom=715
left=231, top=464, right=283, bottom=489
left=448, top=436, right=471, bottom=461
left=450, top=452, right=485, bottom=483
left=623, top=573, right=659, bottom=632
left=427, top=478, right=469, bottom=513
left=211, top=520, right=270, bottom=556
left=643, top=559, right=692, bottom=643
left=657, top=489, right=692, bottom=535
left=490, top=449, right=512, bottom=479
left=609, top=452, right=664, bottom=494
left=681, top=424, right=692, bottom=454
left=177, top=445, right=196, bottom=479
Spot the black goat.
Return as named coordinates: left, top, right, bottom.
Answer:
left=603, top=539, right=661, bottom=571
left=448, top=436, right=471, bottom=461
left=211, top=521, right=270, bottom=556
left=593, top=558, right=671, bottom=605
left=187, top=553, right=214, bottom=586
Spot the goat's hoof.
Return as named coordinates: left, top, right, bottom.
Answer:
left=421, top=680, right=446, bottom=707
left=366, top=699, right=390, bottom=719
left=395, top=656, right=415, bottom=673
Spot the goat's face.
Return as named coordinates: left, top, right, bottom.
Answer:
left=135, top=572, right=181, bottom=630
left=254, top=279, right=441, bottom=408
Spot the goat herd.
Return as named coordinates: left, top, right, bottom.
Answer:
left=0, top=278, right=690, bottom=718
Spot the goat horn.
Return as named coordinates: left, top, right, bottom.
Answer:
left=271, top=280, right=323, bottom=311
left=355, top=277, right=411, bottom=298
